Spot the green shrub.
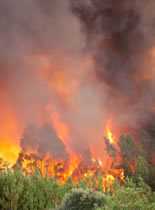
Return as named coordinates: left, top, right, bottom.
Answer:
left=97, top=178, right=155, bottom=210
left=56, top=188, right=105, bottom=210
left=0, top=169, right=155, bottom=210
left=18, top=175, right=61, bottom=210
left=135, top=156, right=150, bottom=183
left=0, top=170, right=24, bottom=210
left=0, top=170, right=70, bottom=210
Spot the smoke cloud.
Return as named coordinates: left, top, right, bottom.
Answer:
left=1, top=0, right=155, bottom=161
left=0, top=0, right=106, bottom=159
left=71, top=0, right=155, bottom=128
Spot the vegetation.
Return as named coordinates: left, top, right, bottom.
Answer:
left=97, top=178, right=155, bottom=210
left=0, top=169, right=154, bottom=210
left=0, top=132, right=155, bottom=209
left=56, top=188, right=105, bottom=210
left=0, top=170, right=71, bottom=210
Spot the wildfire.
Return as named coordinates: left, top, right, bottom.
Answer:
left=104, top=120, right=116, bottom=144
left=0, top=116, right=126, bottom=191
left=0, top=97, right=124, bottom=191
left=0, top=101, right=22, bottom=166
left=0, top=142, right=20, bottom=167
left=0, top=57, right=125, bottom=192
left=50, top=111, right=70, bottom=147
left=102, top=174, right=115, bottom=192
left=105, top=127, right=115, bottom=144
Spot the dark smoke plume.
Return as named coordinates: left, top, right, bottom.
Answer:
left=71, top=0, right=155, bottom=127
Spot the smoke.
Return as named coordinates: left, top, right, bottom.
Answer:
left=21, top=124, right=68, bottom=159
left=0, top=0, right=83, bottom=155
left=0, top=0, right=107, bottom=159
left=1, top=0, right=155, bottom=162
left=71, top=0, right=155, bottom=127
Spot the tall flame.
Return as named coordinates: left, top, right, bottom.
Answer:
left=105, top=127, right=115, bottom=144
left=105, top=120, right=116, bottom=144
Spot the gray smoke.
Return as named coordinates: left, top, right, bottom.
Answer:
left=71, top=0, right=155, bottom=127
left=1, top=0, right=155, bottom=161
left=21, top=124, right=68, bottom=159
left=0, top=0, right=83, bottom=156
left=0, top=0, right=106, bottom=158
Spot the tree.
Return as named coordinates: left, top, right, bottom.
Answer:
left=119, top=134, right=137, bottom=162
left=119, top=134, right=137, bottom=177
left=135, top=156, right=150, bottom=183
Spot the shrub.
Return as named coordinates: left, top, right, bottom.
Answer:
left=18, top=175, right=61, bottom=210
left=135, top=156, right=150, bottom=183
left=97, top=178, right=155, bottom=210
left=0, top=170, right=24, bottom=210
left=0, top=170, right=70, bottom=210
left=56, top=188, right=105, bottom=210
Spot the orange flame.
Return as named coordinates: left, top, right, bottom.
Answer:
left=104, top=120, right=116, bottom=144
left=105, top=127, right=115, bottom=144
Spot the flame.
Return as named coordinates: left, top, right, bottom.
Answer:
left=11, top=146, right=125, bottom=191
left=51, top=111, right=70, bottom=145
left=0, top=142, right=20, bottom=166
left=102, top=174, right=115, bottom=192
left=106, top=127, right=115, bottom=144
left=0, top=56, right=126, bottom=191
left=105, top=120, right=116, bottom=144
left=0, top=100, right=22, bottom=166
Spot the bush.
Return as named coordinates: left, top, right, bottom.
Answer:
left=135, top=156, right=150, bottom=183
left=0, top=170, right=70, bottom=210
left=97, top=178, right=155, bottom=210
left=56, top=188, right=105, bottom=210
left=18, top=175, right=61, bottom=210
left=0, top=169, right=155, bottom=210
left=0, top=170, right=24, bottom=210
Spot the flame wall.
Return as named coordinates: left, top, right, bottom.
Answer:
left=0, top=0, right=155, bottom=167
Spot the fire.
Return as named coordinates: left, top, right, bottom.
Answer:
left=51, top=111, right=70, bottom=147
left=1, top=0, right=155, bottom=197
left=5, top=117, right=124, bottom=192
left=104, top=120, right=116, bottom=144
left=0, top=85, right=125, bottom=192
left=0, top=100, right=22, bottom=166
left=102, top=175, right=115, bottom=192
left=105, top=127, right=115, bottom=144
left=11, top=140, right=125, bottom=191
left=0, top=142, right=20, bottom=167
left=0, top=56, right=125, bottom=192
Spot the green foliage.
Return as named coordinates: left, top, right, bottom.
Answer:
left=135, top=156, right=150, bottom=182
left=0, top=170, right=23, bottom=210
left=0, top=169, right=154, bottom=210
left=134, top=156, right=155, bottom=190
left=97, top=179, right=155, bottom=210
left=56, top=188, right=105, bottom=210
left=76, top=175, right=103, bottom=192
left=149, top=165, right=155, bottom=190
left=119, top=134, right=137, bottom=162
left=0, top=170, right=70, bottom=210
left=119, top=134, right=138, bottom=177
